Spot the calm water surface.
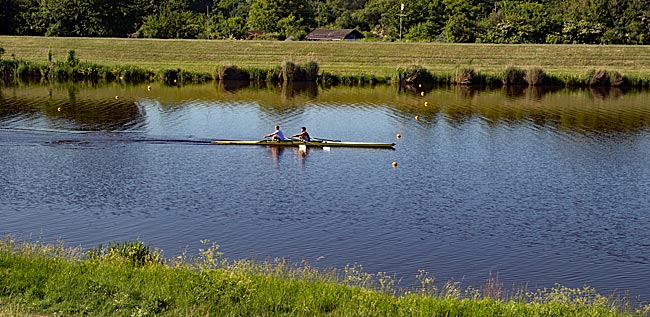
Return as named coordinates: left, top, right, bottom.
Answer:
left=1, top=82, right=649, bottom=302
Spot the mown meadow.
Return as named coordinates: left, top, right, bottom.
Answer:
left=3, top=36, right=650, bottom=86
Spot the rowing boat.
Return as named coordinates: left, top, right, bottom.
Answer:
left=211, top=139, right=395, bottom=149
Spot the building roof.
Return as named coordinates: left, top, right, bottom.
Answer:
left=305, top=29, right=364, bottom=41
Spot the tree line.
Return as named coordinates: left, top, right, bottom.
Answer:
left=1, top=0, right=650, bottom=44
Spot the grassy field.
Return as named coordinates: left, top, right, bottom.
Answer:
left=1, top=239, right=648, bottom=317
left=3, top=36, right=650, bottom=79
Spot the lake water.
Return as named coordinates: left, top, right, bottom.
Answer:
left=1, top=81, right=649, bottom=303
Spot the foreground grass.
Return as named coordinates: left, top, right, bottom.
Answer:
left=1, top=239, right=648, bottom=317
left=3, top=36, right=650, bottom=79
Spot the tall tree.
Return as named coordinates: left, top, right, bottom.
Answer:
left=601, top=0, right=650, bottom=44
left=247, top=0, right=314, bottom=36
left=442, top=0, right=495, bottom=42
left=0, top=0, right=19, bottom=35
left=403, top=0, right=446, bottom=41
left=98, top=0, right=155, bottom=37
left=554, top=0, right=609, bottom=43
left=480, top=1, right=559, bottom=44
left=215, top=0, right=252, bottom=19
left=138, top=0, right=206, bottom=38
left=42, top=0, right=107, bottom=36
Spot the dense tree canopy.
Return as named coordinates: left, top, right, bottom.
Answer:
left=2, top=0, right=650, bottom=44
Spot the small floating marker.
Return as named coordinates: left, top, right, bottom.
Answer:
left=173, top=79, right=177, bottom=83
left=420, top=91, right=425, bottom=96
left=415, top=115, right=419, bottom=121
left=418, top=84, right=422, bottom=88
left=396, top=133, right=401, bottom=139
left=57, top=107, right=62, bottom=112
left=392, top=161, right=398, bottom=168
left=147, top=85, right=152, bottom=91
left=115, top=96, right=119, bottom=100
left=119, top=76, right=123, bottom=80
left=424, top=101, right=429, bottom=107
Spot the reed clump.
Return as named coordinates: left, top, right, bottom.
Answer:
left=396, top=65, right=435, bottom=85
left=1, top=238, right=647, bottom=317
left=589, top=69, right=629, bottom=87
left=457, top=67, right=481, bottom=85
left=217, top=65, right=250, bottom=81
left=504, top=66, right=527, bottom=86
left=279, top=60, right=320, bottom=82
left=526, top=67, right=560, bottom=86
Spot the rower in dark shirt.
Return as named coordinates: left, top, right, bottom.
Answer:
left=291, top=127, right=310, bottom=142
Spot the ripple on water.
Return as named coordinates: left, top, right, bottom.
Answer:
left=2, top=83, right=650, bottom=303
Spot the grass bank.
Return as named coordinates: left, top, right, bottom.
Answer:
left=2, top=36, right=650, bottom=86
left=1, top=238, right=648, bottom=317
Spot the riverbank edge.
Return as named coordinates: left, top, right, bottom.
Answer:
left=3, top=42, right=650, bottom=88
left=1, top=239, right=647, bottom=317
left=2, top=56, right=648, bottom=89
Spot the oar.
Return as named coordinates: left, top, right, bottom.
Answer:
left=311, top=137, right=341, bottom=142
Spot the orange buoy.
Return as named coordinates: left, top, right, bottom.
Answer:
left=415, top=115, right=419, bottom=121
left=396, top=133, right=401, bottom=139
left=147, top=85, right=152, bottom=91
left=424, top=101, right=428, bottom=107
left=392, top=161, right=398, bottom=168
left=57, top=107, right=62, bottom=112
left=420, top=91, right=425, bottom=96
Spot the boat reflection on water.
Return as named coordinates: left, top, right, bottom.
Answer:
left=295, top=145, right=308, bottom=168
left=296, top=144, right=308, bottom=158
left=266, top=146, right=313, bottom=168
left=266, top=144, right=310, bottom=168
left=268, top=146, right=285, bottom=167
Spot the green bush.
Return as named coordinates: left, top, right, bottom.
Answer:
left=65, top=50, right=79, bottom=66
left=88, top=240, right=162, bottom=267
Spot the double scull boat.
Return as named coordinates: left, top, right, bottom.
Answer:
left=211, top=139, right=395, bottom=149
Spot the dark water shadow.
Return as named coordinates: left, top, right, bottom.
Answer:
left=529, top=86, right=564, bottom=100
left=219, top=80, right=252, bottom=93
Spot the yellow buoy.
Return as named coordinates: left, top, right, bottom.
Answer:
left=147, top=85, right=152, bottom=91
left=424, top=101, right=429, bottom=107
left=57, top=107, right=62, bottom=112
left=415, top=115, right=419, bottom=121
left=392, top=161, right=398, bottom=168
left=420, top=91, right=425, bottom=96
left=396, top=133, right=401, bottom=139
left=115, top=96, right=119, bottom=100
left=418, top=84, right=422, bottom=88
